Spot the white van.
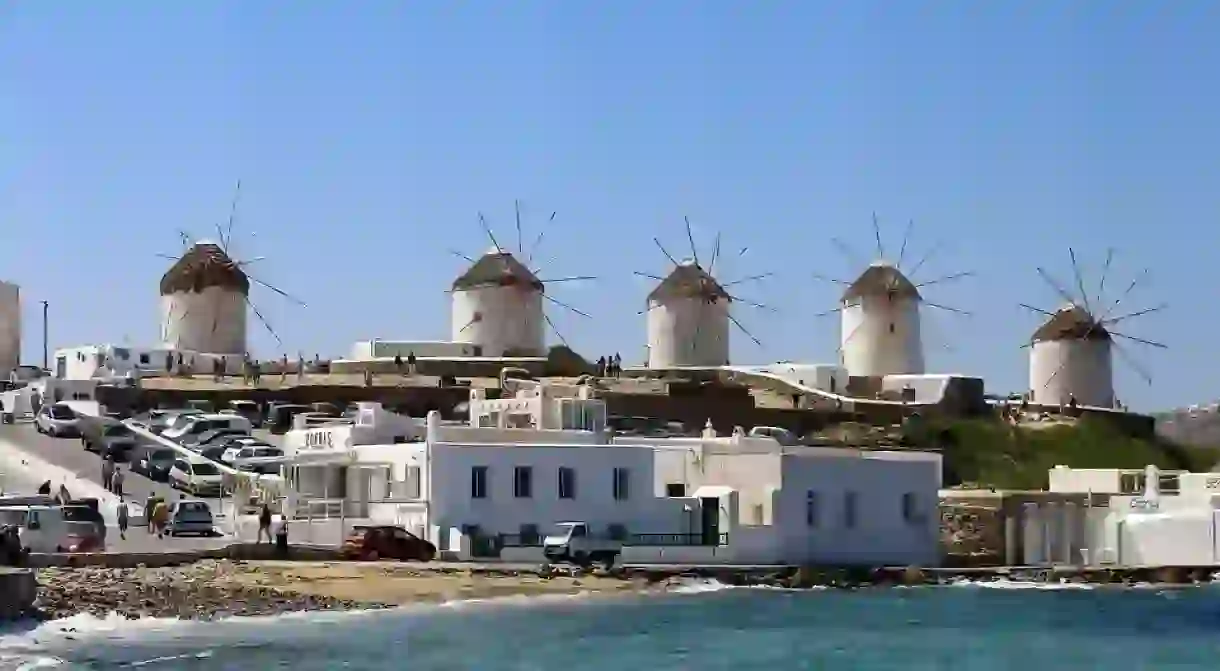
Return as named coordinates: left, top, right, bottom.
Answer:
left=162, top=414, right=253, bottom=442
left=0, top=505, right=72, bottom=553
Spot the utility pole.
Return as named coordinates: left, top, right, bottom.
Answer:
left=41, top=301, right=48, bottom=371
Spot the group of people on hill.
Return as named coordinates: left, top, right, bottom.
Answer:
left=596, top=353, right=623, bottom=378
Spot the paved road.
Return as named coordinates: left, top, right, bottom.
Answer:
left=0, top=424, right=232, bottom=551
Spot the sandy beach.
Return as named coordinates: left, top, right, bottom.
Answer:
left=33, top=560, right=648, bottom=620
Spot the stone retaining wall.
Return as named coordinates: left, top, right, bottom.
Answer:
left=25, top=543, right=343, bottom=569
left=0, top=567, right=36, bottom=619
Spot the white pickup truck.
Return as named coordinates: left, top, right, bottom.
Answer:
left=541, top=521, right=622, bottom=567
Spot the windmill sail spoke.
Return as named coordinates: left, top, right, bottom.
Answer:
left=542, top=313, right=569, bottom=348
left=1102, top=303, right=1167, bottom=326
left=246, top=296, right=282, bottom=347
left=728, top=295, right=776, bottom=312
left=896, top=219, right=914, bottom=269
left=477, top=213, right=503, bottom=253
left=514, top=199, right=524, bottom=255
left=247, top=275, right=308, bottom=308
left=871, top=212, right=885, bottom=260
left=1035, top=267, right=1079, bottom=308
left=1068, top=247, right=1093, bottom=315
left=653, top=238, right=680, bottom=267
left=237, top=256, right=266, bottom=267
left=544, top=294, right=590, bottom=318
left=811, top=273, right=850, bottom=286
left=1113, top=341, right=1153, bottom=385
left=722, top=273, right=772, bottom=288
left=727, top=312, right=762, bottom=347
left=1110, top=330, right=1167, bottom=349
left=830, top=237, right=866, bottom=269
left=1096, top=247, right=1114, bottom=307
left=223, top=179, right=242, bottom=253
left=155, top=253, right=181, bottom=261
left=537, top=276, right=597, bottom=284
left=525, top=212, right=556, bottom=266
left=915, top=271, right=975, bottom=289
left=707, top=233, right=722, bottom=276
left=1019, top=303, right=1056, bottom=317
left=634, top=271, right=665, bottom=281
left=814, top=305, right=844, bottom=318
left=684, top=216, right=700, bottom=266
left=1096, top=270, right=1148, bottom=322
left=906, top=241, right=941, bottom=279
left=449, top=249, right=475, bottom=263
left=924, top=302, right=971, bottom=316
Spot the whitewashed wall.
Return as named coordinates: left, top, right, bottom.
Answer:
left=646, top=296, right=730, bottom=368
left=840, top=295, right=923, bottom=377
left=1029, top=339, right=1113, bottom=407
left=161, top=287, right=248, bottom=355
left=450, top=285, right=545, bottom=356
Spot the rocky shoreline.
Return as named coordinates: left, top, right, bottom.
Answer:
left=27, top=558, right=1220, bottom=622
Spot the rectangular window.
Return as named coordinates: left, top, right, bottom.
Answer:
left=406, top=466, right=421, bottom=499
left=806, top=491, right=819, bottom=527
left=558, top=467, right=577, bottom=499
left=470, top=466, right=489, bottom=499
left=514, top=466, right=533, bottom=498
left=843, top=491, right=858, bottom=529
left=519, top=524, right=540, bottom=545
left=612, top=468, right=630, bottom=500
left=666, top=483, right=686, bottom=497
left=902, top=492, right=918, bottom=522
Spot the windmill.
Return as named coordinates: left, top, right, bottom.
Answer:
left=634, top=217, right=772, bottom=369
left=1020, top=248, right=1166, bottom=409
left=156, top=180, right=306, bottom=356
left=448, top=200, right=594, bottom=357
left=811, top=213, right=972, bottom=377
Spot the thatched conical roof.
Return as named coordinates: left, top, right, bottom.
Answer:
left=841, top=262, right=920, bottom=303
left=159, top=241, right=249, bottom=296
left=451, top=249, right=544, bottom=292
left=647, top=261, right=730, bottom=303
left=1031, top=303, right=1111, bottom=343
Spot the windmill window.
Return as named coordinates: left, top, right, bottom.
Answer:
left=889, top=323, right=895, bottom=333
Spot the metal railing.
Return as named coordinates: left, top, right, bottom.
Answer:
left=630, top=533, right=729, bottom=546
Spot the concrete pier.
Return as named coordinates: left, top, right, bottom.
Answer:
left=0, top=567, right=36, bottom=618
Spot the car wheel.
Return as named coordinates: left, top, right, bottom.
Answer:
left=367, top=550, right=380, bottom=561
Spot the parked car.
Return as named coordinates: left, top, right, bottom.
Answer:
left=133, top=447, right=178, bottom=481
left=198, top=444, right=230, bottom=463
left=34, top=403, right=82, bottom=437
left=339, top=525, right=436, bottom=562
left=95, top=423, right=140, bottom=462
left=145, top=409, right=204, bottom=435
left=221, top=445, right=282, bottom=466
left=166, top=499, right=215, bottom=537
left=180, top=427, right=247, bottom=450
left=163, top=414, right=253, bottom=443
left=61, top=502, right=106, bottom=548
left=168, top=458, right=225, bottom=497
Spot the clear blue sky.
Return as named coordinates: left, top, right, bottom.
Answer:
left=2, top=2, right=1216, bottom=411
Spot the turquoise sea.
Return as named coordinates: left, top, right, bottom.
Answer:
left=2, top=580, right=1219, bottom=669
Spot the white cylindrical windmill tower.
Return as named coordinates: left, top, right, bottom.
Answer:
left=159, top=240, right=249, bottom=355
left=450, top=247, right=546, bottom=357
left=1028, top=303, right=1114, bottom=408
left=839, top=261, right=925, bottom=377
left=646, top=260, right=731, bottom=368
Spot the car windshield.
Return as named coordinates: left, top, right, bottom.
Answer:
left=176, top=502, right=212, bottom=519
left=49, top=406, right=75, bottom=420
left=151, top=449, right=176, bottom=461
left=191, top=462, right=220, bottom=475
left=61, top=506, right=97, bottom=521
left=0, top=509, right=28, bottom=525
left=103, top=425, right=130, bottom=437
left=253, top=448, right=282, bottom=458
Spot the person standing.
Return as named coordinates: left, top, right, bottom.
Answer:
left=258, top=504, right=273, bottom=544
left=151, top=498, right=169, bottom=538
left=111, top=467, right=124, bottom=497
left=116, top=497, right=129, bottom=541
left=407, top=352, right=417, bottom=376
left=102, top=458, right=115, bottom=494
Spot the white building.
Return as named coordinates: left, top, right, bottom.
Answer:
left=0, top=281, right=20, bottom=377
left=1028, top=304, right=1114, bottom=408
left=1045, top=464, right=1220, bottom=567
left=279, top=379, right=943, bottom=566
left=52, top=344, right=244, bottom=382
left=840, top=262, right=924, bottom=377
left=449, top=249, right=545, bottom=357
left=645, top=262, right=731, bottom=369
left=160, top=241, right=249, bottom=356
left=349, top=340, right=479, bottom=361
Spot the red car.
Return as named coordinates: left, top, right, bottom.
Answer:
left=340, top=525, right=435, bottom=561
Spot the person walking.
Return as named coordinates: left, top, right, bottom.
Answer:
left=407, top=352, right=417, bottom=376
left=151, top=498, right=169, bottom=538
left=111, top=467, right=124, bottom=497
left=258, top=504, right=273, bottom=544
left=102, top=458, right=115, bottom=494
left=116, top=497, right=129, bottom=541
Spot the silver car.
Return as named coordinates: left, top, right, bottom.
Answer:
left=167, top=499, right=215, bottom=537
left=35, top=403, right=82, bottom=437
